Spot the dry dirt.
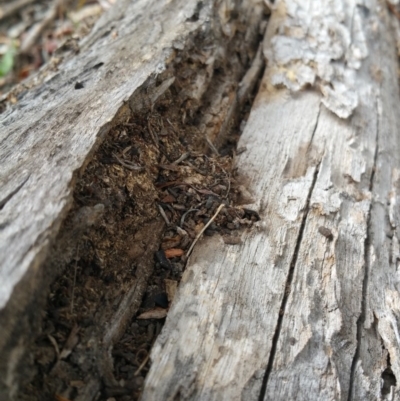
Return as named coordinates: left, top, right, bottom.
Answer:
left=16, top=10, right=265, bottom=401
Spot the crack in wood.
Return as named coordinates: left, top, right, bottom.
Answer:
left=0, top=174, right=30, bottom=211
left=382, top=353, right=397, bottom=397
left=258, top=113, right=322, bottom=401
left=348, top=100, right=380, bottom=401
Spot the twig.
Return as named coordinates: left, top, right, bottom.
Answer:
left=21, top=0, right=66, bottom=53
left=156, top=181, right=219, bottom=197
left=221, top=168, right=231, bottom=199
left=171, top=152, right=190, bottom=165
left=166, top=118, right=177, bottom=132
left=237, top=43, right=264, bottom=105
left=185, top=204, right=224, bottom=258
left=147, top=120, right=159, bottom=147
left=113, top=153, right=144, bottom=171
left=224, top=172, right=231, bottom=199
left=134, top=351, right=150, bottom=376
left=158, top=204, right=170, bottom=225
left=47, top=334, right=60, bottom=359
left=215, top=163, right=231, bottom=199
left=180, top=208, right=199, bottom=227
left=0, top=0, right=36, bottom=21
left=183, top=161, right=207, bottom=175
left=205, top=136, right=219, bottom=156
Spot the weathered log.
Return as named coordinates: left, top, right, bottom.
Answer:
left=3, top=0, right=400, bottom=399
left=0, top=0, right=265, bottom=399
left=142, top=1, right=400, bottom=400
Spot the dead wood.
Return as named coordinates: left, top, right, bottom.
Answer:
left=3, top=0, right=400, bottom=400
left=142, top=1, right=400, bottom=400
left=0, top=0, right=36, bottom=21
left=0, top=0, right=266, bottom=399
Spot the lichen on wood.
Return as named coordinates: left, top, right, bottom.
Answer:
left=143, top=1, right=400, bottom=400
left=264, top=0, right=369, bottom=118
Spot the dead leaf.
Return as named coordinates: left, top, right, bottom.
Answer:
left=164, top=248, right=184, bottom=258
left=137, top=308, right=167, bottom=320
left=161, top=235, right=181, bottom=250
left=161, top=194, right=176, bottom=203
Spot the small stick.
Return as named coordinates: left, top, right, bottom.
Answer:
left=180, top=208, right=199, bottom=227
left=158, top=204, right=170, bottom=225
left=113, top=153, right=144, bottom=171
left=224, top=173, right=231, bottom=199
left=171, top=152, right=190, bottom=165
left=166, top=118, right=176, bottom=132
left=0, top=0, right=36, bottom=20
left=183, top=161, right=206, bottom=175
left=147, top=120, right=159, bottom=147
left=21, top=0, right=66, bottom=53
left=217, top=164, right=231, bottom=199
left=134, top=351, right=150, bottom=376
left=205, top=136, right=219, bottom=156
left=47, top=334, right=60, bottom=359
left=186, top=204, right=224, bottom=258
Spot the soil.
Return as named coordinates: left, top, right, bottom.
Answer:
left=16, top=9, right=265, bottom=401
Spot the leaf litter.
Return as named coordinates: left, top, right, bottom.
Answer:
left=16, top=5, right=266, bottom=400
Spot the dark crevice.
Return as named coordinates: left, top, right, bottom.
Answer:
left=309, top=104, right=322, bottom=146
left=0, top=174, right=30, bottom=211
left=382, top=354, right=397, bottom=396
left=347, top=101, right=379, bottom=401
left=187, top=1, right=203, bottom=22
left=258, top=112, right=322, bottom=401
left=13, top=10, right=268, bottom=401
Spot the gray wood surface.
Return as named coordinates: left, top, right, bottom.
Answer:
left=2, top=0, right=400, bottom=399
left=1, top=0, right=202, bottom=312
left=142, top=1, right=400, bottom=400
left=0, top=0, right=264, bottom=398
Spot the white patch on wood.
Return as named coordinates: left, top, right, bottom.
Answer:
left=264, top=0, right=368, bottom=118
left=144, top=1, right=400, bottom=400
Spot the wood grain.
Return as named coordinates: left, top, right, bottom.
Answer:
left=0, top=0, right=265, bottom=398
left=143, top=1, right=400, bottom=400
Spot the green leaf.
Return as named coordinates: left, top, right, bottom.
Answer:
left=0, top=44, right=16, bottom=77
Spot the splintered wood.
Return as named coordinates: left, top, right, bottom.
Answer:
left=143, top=1, right=400, bottom=400
left=2, top=0, right=400, bottom=400
left=0, top=0, right=265, bottom=399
